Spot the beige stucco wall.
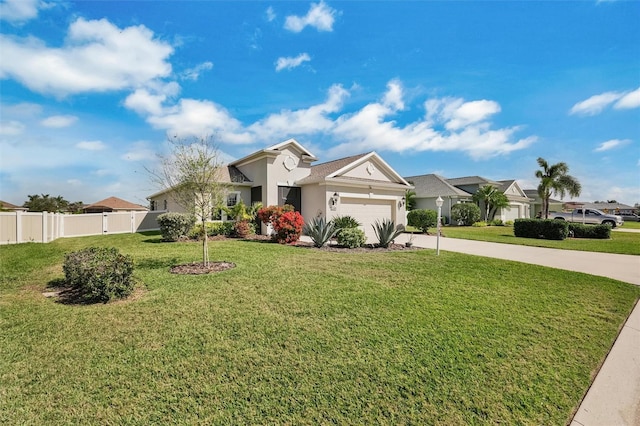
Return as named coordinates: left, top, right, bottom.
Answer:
left=300, top=180, right=407, bottom=231
left=343, top=160, right=392, bottom=181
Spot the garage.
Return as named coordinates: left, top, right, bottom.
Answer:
left=339, top=198, right=395, bottom=242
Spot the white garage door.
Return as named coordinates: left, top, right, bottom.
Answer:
left=501, top=203, right=521, bottom=221
left=339, top=198, right=394, bottom=243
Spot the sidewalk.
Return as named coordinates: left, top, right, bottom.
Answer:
left=397, top=233, right=640, bottom=426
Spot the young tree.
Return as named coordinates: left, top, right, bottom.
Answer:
left=149, top=136, right=229, bottom=266
left=535, top=158, right=582, bottom=219
left=472, top=185, right=509, bottom=221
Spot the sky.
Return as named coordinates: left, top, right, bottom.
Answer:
left=1, top=0, right=639, bottom=207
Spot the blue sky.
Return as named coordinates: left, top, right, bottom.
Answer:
left=1, top=0, right=639, bottom=207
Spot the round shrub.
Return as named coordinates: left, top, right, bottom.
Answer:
left=272, top=211, right=304, bottom=244
left=337, top=227, right=366, bottom=248
left=63, top=247, right=134, bottom=302
left=407, top=209, right=437, bottom=232
left=451, top=203, right=481, bottom=226
left=157, top=212, right=195, bottom=242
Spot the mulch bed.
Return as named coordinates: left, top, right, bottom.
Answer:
left=170, top=261, right=236, bottom=275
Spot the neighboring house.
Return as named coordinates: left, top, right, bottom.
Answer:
left=405, top=174, right=531, bottom=222
left=83, top=196, right=148, bottom=214
left=403, top=174, right=472, bottom=221
left=524, top=190, right=564, bottom=218
left=148, top=139, right=412, bottom=241
left=0, top=200, right=28, bottom=212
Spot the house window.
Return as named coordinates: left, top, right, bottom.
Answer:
left=163, top=199, right=167, bottom=210
left=227, top=192, right=240, bottom=207
left=150, top=200, right=156, bottom=211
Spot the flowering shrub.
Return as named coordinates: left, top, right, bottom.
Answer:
left=258, top=205, right=303, bottom=244
left=257, top=205, right=294, bottom=225
left=272, top=211, right=304, bottom=244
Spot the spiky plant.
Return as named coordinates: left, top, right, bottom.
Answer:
left=372, top=218, right=405, bottom=248
left=303, top=217, right=336, bottom=248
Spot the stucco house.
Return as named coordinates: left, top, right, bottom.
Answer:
left=404, top=174, right=531, bottom=222
left=0, top=200, right=28, bottom=212
left=523, top=190, right=563, bottom=218
left=83, top=197, right=149, bottom=214
left=148, top=139, right=412, bottom=241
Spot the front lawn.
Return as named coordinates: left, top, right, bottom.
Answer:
left=1, top=233, right=639, bottom=424
left=430, top=225, right=640, bottom=255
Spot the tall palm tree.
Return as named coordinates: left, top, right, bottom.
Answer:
left=472, top=185, right=509, bottom=221
left=535, top=158, right=582, bottom=219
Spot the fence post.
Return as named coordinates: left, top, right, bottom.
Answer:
left=42, top=211, right=48, bottom=243
left=16, top=211, right=22, bottom=243
left=131, top=211, right=136, bottom=233
left=103, top=213, right=108, bottom=234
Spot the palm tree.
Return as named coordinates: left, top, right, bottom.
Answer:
left=535, top=157, right=582, bottom=219
left=472, top=185, right=509, bottom=221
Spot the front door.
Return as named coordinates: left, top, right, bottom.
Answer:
left=278, top=186, right=301, bottom=212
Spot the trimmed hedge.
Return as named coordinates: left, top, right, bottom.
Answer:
left=568, top=223, right=611, bottom=239
left=514, top=219, right=569, bottom=240
left=407, top=209, right=437, bottom=232
left=157, top=212, right=196, bottom=242
left=451, top=203, right=481, bottom=226
left=63, top=247, right=134, bottom=302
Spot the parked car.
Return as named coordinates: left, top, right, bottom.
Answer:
left=621, top=213, right=639, bottom=222
left=551, top=208, right=623, bottom=228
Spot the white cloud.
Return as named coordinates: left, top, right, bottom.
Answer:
left=266, top=6, right=276, bottom=22
left=249, top=84, right=348, bottom=138
left=0, top=120, right=25, bottom=135
left=122, top=141, right=155, bottom=162
left=40, top=115, right=78, bottom=128
left=284, top=1, right=337, bottom=33
left=0, top=0, right=41, bottom=23
left=570, top=87, right=640, bottom=116
left=146, top=98, right=254, bottom=144
left=330, top=83, right=535, bottom=159
left=181, top=61, right=213, bottom=81
left=76, top=140, right=107, bottom=151
left=614, top=87, right=640, bottom=110
left=569, top=91, right=622, bottom=116
left=275, top=53, right=311, bottom=71
left=594, top=139, right=631, bottom=152
left=0, top=18, right=173, bottom=97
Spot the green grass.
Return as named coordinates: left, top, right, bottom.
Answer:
left=1, top=232, right=639, bottom=424
left=622, top=220, right=640, bottom=229
left=429, top=225, right=640, bottom=255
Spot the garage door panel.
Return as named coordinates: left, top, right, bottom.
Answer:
left=339, top=198, right=394, bottom=242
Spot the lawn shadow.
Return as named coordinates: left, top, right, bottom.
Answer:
left=136, top=257, right=180, bottom=269
left=44, top=278, right=106, bottom=305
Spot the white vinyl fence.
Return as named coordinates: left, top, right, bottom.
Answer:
left=0, top=211, right=166, bottom=245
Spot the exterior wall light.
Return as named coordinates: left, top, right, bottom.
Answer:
left=329, top=192, right=339, bottom=211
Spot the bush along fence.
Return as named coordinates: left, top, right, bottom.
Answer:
left=0, top=210, right=165, bottom=245
left=514, top=219, right=612, bottom=240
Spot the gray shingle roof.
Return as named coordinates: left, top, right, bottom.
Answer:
left=404, top=174, right=471, bottom=197
left=297, top=153, right=370, bottom=184
left=447, top=176, right=500, bottom=186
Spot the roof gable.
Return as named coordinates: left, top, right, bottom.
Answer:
left=85, top=196, right=147, bottom=211
left=231, top=138, right=317, bottom=167
left=498, top=180, right=527, bottom=198
left=404, top=174, right=471, bottom=198
left=298, top=152, right=410, bottom=187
